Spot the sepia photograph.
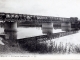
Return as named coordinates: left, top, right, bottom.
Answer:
left=0, top=0, right=80, bottom=60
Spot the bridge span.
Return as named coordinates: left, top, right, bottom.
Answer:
left=0, top=12, right=79, bottom=33
left=0, top=12, right=79, bottom=46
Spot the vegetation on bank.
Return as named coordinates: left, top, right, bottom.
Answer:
left=18, top=39, right=80, bottom=54
left=19, top=41, right=80, bottom=54
left=0, top=38, right=80, bottom=54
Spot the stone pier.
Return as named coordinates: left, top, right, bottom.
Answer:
left=61, top=22, right=71, bottom=31
left=4, top=21, right=17, bottom=46
left=42, top=23, right=53, bottom=34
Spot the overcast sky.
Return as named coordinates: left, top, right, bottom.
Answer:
left=0, top=0, right=80, bottom=18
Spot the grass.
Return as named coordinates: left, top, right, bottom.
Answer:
left=36, top=40, right=80, bottom=54
left=0, top=38, right=80, bottom=54
left=18, top=38, right=80, bottom=54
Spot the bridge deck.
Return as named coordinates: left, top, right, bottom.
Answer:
left=0, top=12, right=76, bottom=23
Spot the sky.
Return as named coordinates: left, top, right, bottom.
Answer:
left=0, top=0, right=80, bottom=18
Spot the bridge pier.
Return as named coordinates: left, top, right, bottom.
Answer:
left=41, top=23, right=53, bottom=34
left=4, top=21, right=17, bottom=46
left=61, top=22, right=71, bottom=31
left=4, top=21, right=17, bottom=32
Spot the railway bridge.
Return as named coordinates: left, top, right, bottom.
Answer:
left=0, top=12, right=79, bottom=46
left=0, top=12, right=79, bottom=32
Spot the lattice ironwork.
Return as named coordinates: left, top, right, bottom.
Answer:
left=0, top=12, right=78, bottom=23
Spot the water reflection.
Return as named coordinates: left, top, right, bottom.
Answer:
left=0, top=27, right=64, bottom=46
left=0, top=27, right=63, bottom=40
left=4, top=31, right=17, bottom=40
left=4, top=31, right=17, bottom=46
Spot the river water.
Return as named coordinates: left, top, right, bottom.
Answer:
left=0, top=27, right=63, bottom=39
left=0, top=27, right=80, bottom=45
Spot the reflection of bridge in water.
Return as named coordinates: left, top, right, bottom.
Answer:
left=0, top=12, right=80, bottom=46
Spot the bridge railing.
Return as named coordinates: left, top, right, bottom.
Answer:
left=0, top=12, right=79, bottom=23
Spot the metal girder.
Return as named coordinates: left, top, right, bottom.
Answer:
left=0, top=12, right=78, bottom=23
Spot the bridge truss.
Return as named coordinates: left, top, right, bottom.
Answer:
left=0, top=12, right=78, bottom=23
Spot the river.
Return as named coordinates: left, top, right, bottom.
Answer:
left=0, top=27, right=80, bottom=45
left=0, top=27, right=63, bottom=39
